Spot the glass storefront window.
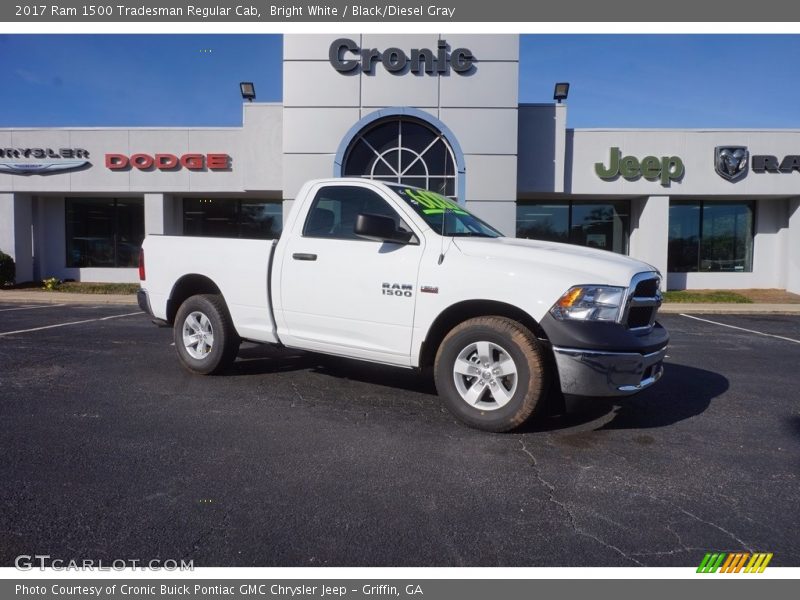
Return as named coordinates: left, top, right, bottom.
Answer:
left=517, top=204, right=569, bottom=244
left=342, top=117, right=458, bottom=200
left=65, top=198, right=144, bottom=268
left=666, top=202, right=700, bottom=272
left=183, top=198, right=282, bottom=240
left=516, top=200, right=630, bottom=254
left=668, top=201, right=754, bottom=272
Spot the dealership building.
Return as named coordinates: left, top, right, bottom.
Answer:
left=1, top=34, right=799, bottom=293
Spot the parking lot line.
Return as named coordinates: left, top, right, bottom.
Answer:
left=680, top=313, right=800, bottom=344
left=0, top=304, right=66, bottom=312
left=0, top=311, right=141, bottom=337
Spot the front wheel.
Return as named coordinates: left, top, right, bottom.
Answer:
left=173, top=294, right=239, bottom=375
left=434, top=316, right=549, bottom=432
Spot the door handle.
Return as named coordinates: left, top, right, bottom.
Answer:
left=292, top=253, right=317, bottom=261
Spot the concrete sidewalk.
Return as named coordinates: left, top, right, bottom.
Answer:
left=0, top=290, right=137, bottom=305
left=2, top=289, right=800, bottom=314
left=659, top=302, right=800, bottom=314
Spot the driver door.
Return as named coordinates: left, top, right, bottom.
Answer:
left=278, top=183, right=424, bottom=363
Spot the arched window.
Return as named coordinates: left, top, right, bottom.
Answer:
left=342, top=117, right=458, bottom=199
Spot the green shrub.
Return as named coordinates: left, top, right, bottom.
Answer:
left=0, top=251, right=15, bottom=285
left=42, top=277, right=61, bottom=291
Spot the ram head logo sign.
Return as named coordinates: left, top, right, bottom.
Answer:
left=715, top=146, right=749, bottom=182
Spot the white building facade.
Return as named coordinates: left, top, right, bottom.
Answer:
left=1, top=34, right=798, bottom=293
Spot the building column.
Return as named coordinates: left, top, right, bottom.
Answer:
left=788, top=197, right=800, bottom=295
left=144, top=193, right=178, bottom=235
left=0, top=193, right=15, bottom=277
left=553, top=102, right=567, bottom=193
left=466, top=201, right=517, bottom=237
left=629, top=195, right=669, bottom=290
left=0, top=193, right=34, bottom=283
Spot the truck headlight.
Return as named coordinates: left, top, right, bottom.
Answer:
left=549, top=285, right=626, bottom=322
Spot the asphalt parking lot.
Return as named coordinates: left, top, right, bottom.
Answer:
left=0, top=302, right=798, bottom=567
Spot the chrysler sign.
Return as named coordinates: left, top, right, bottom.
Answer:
left=0, top=147, right=90, bottom=175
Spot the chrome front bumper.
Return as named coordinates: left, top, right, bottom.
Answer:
left=552, top=345, right=667, bottom=397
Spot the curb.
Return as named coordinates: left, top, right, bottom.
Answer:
left=0, top=291, right=138, bottom=305
left=659, top=303, right=800, bottom=315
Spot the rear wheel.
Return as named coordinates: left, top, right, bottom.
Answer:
left=434, top=316, right=548, bottom=432
left=173, top=294, right=239, bottom=375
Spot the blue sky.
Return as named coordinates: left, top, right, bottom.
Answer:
left=0, top=35, right=283, bottom=127
left=518, top=35, right=800, bottom=128
left=2, top=34, right=800, bottom=128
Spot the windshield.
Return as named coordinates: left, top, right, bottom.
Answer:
left=388, top=185, right=503, bottom=238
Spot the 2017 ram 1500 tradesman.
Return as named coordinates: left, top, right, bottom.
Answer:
left=138, top=178, right=668, bottom=432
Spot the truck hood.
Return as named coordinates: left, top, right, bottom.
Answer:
left=452, top=237, right=657, bottom=287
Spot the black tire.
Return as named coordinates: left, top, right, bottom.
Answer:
left=434, top=316, right=549, bottom=432
left=173, top=294, right=239, bottom=375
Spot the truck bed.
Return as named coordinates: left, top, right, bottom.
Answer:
left=142, top=235, right=279, bottom=344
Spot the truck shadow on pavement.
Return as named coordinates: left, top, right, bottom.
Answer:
left=523, top=362, right=729, bottom=433
left=231, top=343, right=438, bottom=394
left=231, top=344, right=320, bottom=375
left=600, top=363, right=729, bottom=430
left=231, top=346, right=728, bottom=432
left=787, top=415, right=800, bottom=441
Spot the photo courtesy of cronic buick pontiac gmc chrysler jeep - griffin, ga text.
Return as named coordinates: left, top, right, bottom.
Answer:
left=137, top=179, right=668, bottom=432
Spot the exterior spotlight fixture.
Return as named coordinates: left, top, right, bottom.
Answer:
left=553, top=82, right=570, bottom=103
left=240, top=82, right=256, bottom=102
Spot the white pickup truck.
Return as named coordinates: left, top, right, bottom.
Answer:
left=138, top=178, right=668, bottom=432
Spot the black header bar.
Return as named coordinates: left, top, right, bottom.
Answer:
left=2, top=0, right=799, bottom=22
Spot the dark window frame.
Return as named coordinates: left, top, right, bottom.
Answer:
left=301, top=185, right=412, bottom=242
left=182, top=197, right=283, bottom=240
left=342, top=116, right=459, bottom=200
left=668, top=199, right=756, bottom=273
left=65, top=197, right=144, bottom=269
left=516, top=199, right=631, bottom=255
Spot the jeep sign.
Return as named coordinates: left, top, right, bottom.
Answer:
left=595, top=147, right=684, bottom=187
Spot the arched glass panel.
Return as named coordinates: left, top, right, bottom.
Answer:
left=342, top=117, right=458, bottom=200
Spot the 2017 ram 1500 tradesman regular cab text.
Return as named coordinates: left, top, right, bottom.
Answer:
left=137, top=178, right=668, bottom=432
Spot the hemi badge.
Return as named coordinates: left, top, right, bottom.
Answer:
left=421, top=286, right=439, bottom=294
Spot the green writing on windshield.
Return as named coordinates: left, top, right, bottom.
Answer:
left=403, top=188, right=468, bottom=215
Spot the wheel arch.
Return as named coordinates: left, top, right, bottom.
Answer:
left=167, top=274, right=223, bottom=325
left=418, top=299, right=549, bottom=369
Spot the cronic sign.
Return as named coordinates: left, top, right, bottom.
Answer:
left=329, top=38, right=475, bottom=75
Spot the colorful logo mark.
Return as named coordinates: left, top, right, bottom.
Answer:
left=402, top=188, right=468, bottom=216
left=697, top=552, right=773, bottom=573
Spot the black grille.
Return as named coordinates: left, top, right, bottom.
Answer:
left=625, top=276, right=661, bottom=329
left=627, top=306, right=654, bottom=328
left=633, top=278, right=660, bottom=298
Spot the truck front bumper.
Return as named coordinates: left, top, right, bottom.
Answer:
left=552, top=345, right=667, bottom=397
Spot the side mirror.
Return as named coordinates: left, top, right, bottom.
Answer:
left=354, top=213, right=415, bottom=244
